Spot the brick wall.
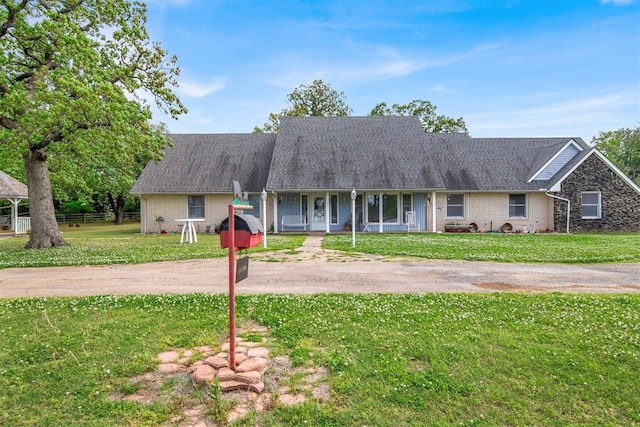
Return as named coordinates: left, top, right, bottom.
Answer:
left=555, top=154, right=640, bottom=232
left=428, top=192, right=554, bottom=232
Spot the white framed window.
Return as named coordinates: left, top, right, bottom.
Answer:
left=248, top=194, right=262, bottom=219
left=365, top=193, right=400, bottom=224
left=509, top=194, right=527, bottom=218
left=366, top=194, right=380, bottom=223
left=188, top=195, right=205, bottom=219
left=402, top=193, right=412, bottom=223
left=581, top=192, right=601, bottom=219
left=446, top=194, right=464, bottom=218
left=330, top=194, right=339, bottom=225
left=383, top=194, right=398, bottom=223
left=300, top=194, right=309, bottom=223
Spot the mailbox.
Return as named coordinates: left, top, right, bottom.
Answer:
left=218, top=214, right=263, bottom=249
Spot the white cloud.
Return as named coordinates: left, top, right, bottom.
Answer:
left=176, top=78, right=226, bottom=98
left=465, top=90, right=638, bottom=140
left=264, top=42, right=503, bottom=89
left=430, top=84, right=453, bottom=94
left=599, top=0, right=635, bottom=4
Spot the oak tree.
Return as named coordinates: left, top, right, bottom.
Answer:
left=593, top=125, right=640, bottom=185
left=0, top=0, right=186, bottom=248
left=255, top=79, right=351, bottom=133
left=369, top=99, right=467, bottom=133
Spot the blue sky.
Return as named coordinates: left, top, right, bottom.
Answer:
left=145, top=0, right=639, bottom=142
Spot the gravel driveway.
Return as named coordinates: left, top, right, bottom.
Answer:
left=1, top=236, right=639, bottom=297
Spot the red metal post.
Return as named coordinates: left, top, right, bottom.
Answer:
left=228, top=204, right=236, bottom=370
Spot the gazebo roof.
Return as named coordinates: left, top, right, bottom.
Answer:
left=0, top=170, right=28, bottom=199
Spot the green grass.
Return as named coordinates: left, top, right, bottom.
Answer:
left=1, top=293, right=638, bottom=425
left=0, top=222, right=307, bottom=269
left=2, top=224, right=640, bottom=268
left=323, top=232, right=640, bottom=263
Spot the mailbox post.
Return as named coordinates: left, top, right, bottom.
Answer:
left=219, top=205, right=263, bottom=370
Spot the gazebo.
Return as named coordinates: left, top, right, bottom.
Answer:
left=0, top=170, right=29, bottom=235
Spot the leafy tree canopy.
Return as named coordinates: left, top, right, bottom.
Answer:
left=593, top=124, right=640, bottom=185
left=254, top=79, right=351, bottom=133
left=369, top=100, right=468, bottom=133
left=0, top=0, right=186, bottom=248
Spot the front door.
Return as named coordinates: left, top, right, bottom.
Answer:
left=311, top=194, right=326, bottom=231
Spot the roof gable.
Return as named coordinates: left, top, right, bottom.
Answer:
left=528, top=139, right=584, bottom=182
left=550, top=149, right=640, bottom=195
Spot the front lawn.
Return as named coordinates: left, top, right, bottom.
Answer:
left=324, top=232, right=640, bottom=263
left=1, top=224, right=639, bottom=268
left=0, top=222, right=306, bottom=269
left=1, top=293, right=638, bottom=425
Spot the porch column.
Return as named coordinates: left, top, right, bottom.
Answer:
left=325, top=192, right=330, bottom=233
left=10, top=198, right=19, bottom=236
left=379, top=192, right=383, bottom=233
left=432, top=191, right=437, bottom=232
left=272, top=192, right=278, bottom=233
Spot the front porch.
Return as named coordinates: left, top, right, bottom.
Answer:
left=271, top=191, right=430, bottom=234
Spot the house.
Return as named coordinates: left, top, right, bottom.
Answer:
left=131, top=116, right=640, bottom=234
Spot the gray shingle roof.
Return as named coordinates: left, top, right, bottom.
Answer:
left=434, top=137, right=590, bottom=191
left=130, top=118, right=593, bottom=195
left=266, top=116, right=466, bottom=190
left=0, top=170, right=28, bottom=199
left=131, top=134, right=276, bottom=194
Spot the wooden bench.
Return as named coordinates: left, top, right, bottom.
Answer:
left=281, top=215, right=308, bottom=231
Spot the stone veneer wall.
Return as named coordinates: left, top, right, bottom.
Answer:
left=555, top=154, right=640, bottom=232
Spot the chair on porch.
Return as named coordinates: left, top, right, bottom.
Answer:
left=357, top=212, right=371, bottom=232
left=406, top=211, right=419, bottom=232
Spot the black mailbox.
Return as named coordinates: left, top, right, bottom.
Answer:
left=218, top=214, right=263, bottom=249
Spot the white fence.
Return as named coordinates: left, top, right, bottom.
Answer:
left=55, top=212, right=140, bottom=223
left=15, top=217, right=31, bottom=234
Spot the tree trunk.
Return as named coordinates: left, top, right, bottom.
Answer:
left=24, top=149, right=68, bottom=249
left=107, top=192, right=125, bottom=225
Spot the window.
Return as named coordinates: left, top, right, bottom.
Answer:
left=330, top=194, right=338, bottom=224
left=446, top=194, right=464, bottom=218
left=365, top=193, right=401, bottom=223
left=402, top=194, right=412, bottom=223
left=582, top=192, right=601, bottom=219
left=248, top=195, right=261, bottom=219
left=301, top=194, right=309, bottom=223
left=367, top=194, right=379, bottom=223
left=188, top=195, right=204, bottom=219
left=509, top=194, right=527, bottom=218
left=382, top=194, right=398, bottom=223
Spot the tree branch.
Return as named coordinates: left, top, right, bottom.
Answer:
left=0, top=116, right=21, bottom=130
left=0, top=0, right=29, bottom=39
